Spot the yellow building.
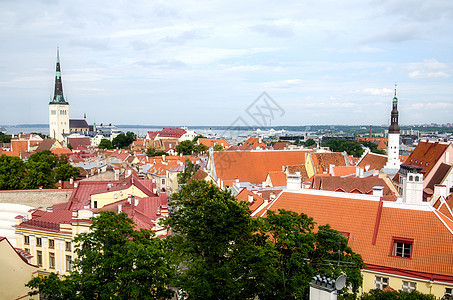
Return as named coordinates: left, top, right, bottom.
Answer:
left=0, top=236, right=38, bottom=299
left=15, top=209, right=92, bottom=276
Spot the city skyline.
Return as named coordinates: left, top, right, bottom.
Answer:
left=0, top=0, right=452, bottom=126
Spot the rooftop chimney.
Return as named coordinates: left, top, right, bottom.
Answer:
left=287, top=172, right=302, bottom=191
left=248, top=194, right=254, bottom=203
left=372, top=186, right=384, bottom=198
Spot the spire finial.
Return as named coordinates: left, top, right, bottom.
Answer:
left=394, top=82, right=397, bottom=97
left=57, top=47, right=60, bottom=63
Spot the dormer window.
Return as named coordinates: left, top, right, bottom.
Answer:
left=392, top=238, right=413, bottom=258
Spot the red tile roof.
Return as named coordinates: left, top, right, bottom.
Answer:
left=198, top=138, right=230, bottom=148
left=403, top=141, right=449, bottom=176
left=358, top=152, right=388, bottom=171
left=267, top=171, right=287, bottom=187
left=311, top=152, right=348, bottom=174
left=262, top=190, right=453, bottom=280
left=236, top=188, right=265, bottom=213
left=239, top=137, right=267, bottom=150
left=213, top=150, right=308, bottom=185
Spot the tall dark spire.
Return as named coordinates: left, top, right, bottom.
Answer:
left=388, top=83, right=400, bottom=134
left=50, top=47, right=68, bottom=104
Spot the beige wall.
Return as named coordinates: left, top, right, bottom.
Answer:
left=362, top=269, right=453, bottom=298
left=90, top=185, right=149, bottom=209
left=0, top=239, right=38, bottom=299
left=0, top=189, right=72, bottom=208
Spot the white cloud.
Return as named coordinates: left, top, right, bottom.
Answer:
left=407, top=59, right=451, bottom=79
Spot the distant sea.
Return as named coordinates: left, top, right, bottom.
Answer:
left=1, top=124, right=308, bottom=141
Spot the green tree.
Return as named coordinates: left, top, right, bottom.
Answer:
left=28, top=150, right=60, bottom=169
left=177, top=159, right=200, bottom=185
left=24, top=160, right=55, bottom=189
left=194, top=143, right=208, bottom=154
left=304, top=138, right=316, bottom=147
left=213, top=144, right=223, bottom=151
left=55, top=163, right=80, bottom=181
left=98, top=138, right=113, bottom=149
left=146, top=147, right=167, bottom=157
left=166, top=180, right=279, bottom=300
left=260, top=210, right=365, bottom=299
left=0, top=133, right=12, bottom=143
left=361, top=141, right=386, bottom=155
left=112, top=131, right=136, bottom=149
left=322, top=139, right=364, bottom=158
left=0, top=154, right=26, bottom=189
left=27, top=211, right=175, bottom=300
left=67, top=143, right=73, bottom=150
left=192, top=134, right=206, bottom=142
left=175, top=140, right=194, bottom=155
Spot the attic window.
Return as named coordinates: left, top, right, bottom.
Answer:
left=391, top=238, right=413, bottom=258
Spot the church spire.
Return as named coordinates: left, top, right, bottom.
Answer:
left=388, top=83, right=400, bottom=134
left=50, top=47, right=68, bottom=104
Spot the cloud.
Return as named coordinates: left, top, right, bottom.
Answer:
left=357, top=88, right=393, bottom=96
left=250, top=24, right=294, bottom=38
left=69, top=37, right=111, bottom=50
left=407, top=59, right=451, bottom=79
left=360, top=24, right=424, bottom=44
left=135, top=60, right=187, bottom=69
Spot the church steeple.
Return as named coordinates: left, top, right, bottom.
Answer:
left=388, top=84, right=400, bottom=134
left=50, top=47, right=68, bottom=104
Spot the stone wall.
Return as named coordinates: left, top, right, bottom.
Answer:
left=0, top=189, right=73, bottom=208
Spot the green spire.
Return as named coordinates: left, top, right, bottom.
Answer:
left=50, top=47, right=68, bottom=105
left=393, top=83, right=398, bottom=104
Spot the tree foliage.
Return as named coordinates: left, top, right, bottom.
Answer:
left=192, top=134, right=206, bottom=142
left=0, top=132, right=12, bottom=143
left=98, top=138, right=113, bottom=149
left=213, top=144, right=223, bottom=151
left=322, top=139, right=364, bottom=158
left=361, top=141, right=386, bottom=155
left=112, top=131, right=136, bottom=149
left=146, top=147, right=167, bottom=157
left=175, top=140, right=195, bottom=155
left=166, top=181, right=365, bottom=299
left=304, top=138, right=316, bottom=147
left=177, top=159, right=200, bottom=185
left=0, top=154, right=26, bottom=189
left=27, top=211, right=175, bottom=300
left=0, top=151, right=79, bottom=190
left=166, top=180, right=279, bottom=299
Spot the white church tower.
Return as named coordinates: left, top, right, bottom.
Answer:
left=49, top=47, right=69, bottom=142
left=384, top=85, right=401, bottom=171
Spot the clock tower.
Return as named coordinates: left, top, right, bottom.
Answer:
left=49, top=48, right=69, bottom=142
left=384, top=85, right=401, bottom=171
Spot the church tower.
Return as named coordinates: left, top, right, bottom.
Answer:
left=384, top=85, right=401, bottom=170
left=49, top=48, right=69, bottom=142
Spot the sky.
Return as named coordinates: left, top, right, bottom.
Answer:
left=0, top=0, right=452, bottom=127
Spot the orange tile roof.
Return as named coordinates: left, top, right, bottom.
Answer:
left=311, top=175, right=396, bottom=199
left=286, top=164, right=310, bottom=182
left=358, top=152, right=388, bottom=171
left=198, top=138, right=230, bottom=148
left=332, top=166, right=357, bottom=177
left=311, top=152, right=348, bottom=174
left=272, top=142, right=291, bottom=150
left=267, top=171, right=287, bottom=187
left=51, top=148, right=73, bottom=156
left=403, top=141, right=450, bottom=176
left=236, top=188, right=265, bottom=213
left=213, top=150, right=308, bottom=184
left=377, top=139, right=387, bottom=150
left=239, top=137, right=267, bottom=150
left=263, top=190, right=453, bottom=279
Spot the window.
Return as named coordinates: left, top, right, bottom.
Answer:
left=24, top=235, right=30, bottom=245
left=162, top=178, right=165, bottom=185
left=93, top=201, right=98, bottom=209
left=37, top=250, right=42, bottom=266
left=36, top=237, right=42, bottom=247
left=49, top=253, right=55, bottom=269
left=49, top=239, right=55, bottom=249
left=445, top=288, right=452, bottom=297
left=66, top=255, right=72, bottom=272
left=401, top=280, right=416, bottom=292
left=392, top=238, right=413, bottom=258
left=65, top=241, right=71, bottom=252
left=374, top=276, right=389, bottom=290
left=51, top=110, right=56, bottom=115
